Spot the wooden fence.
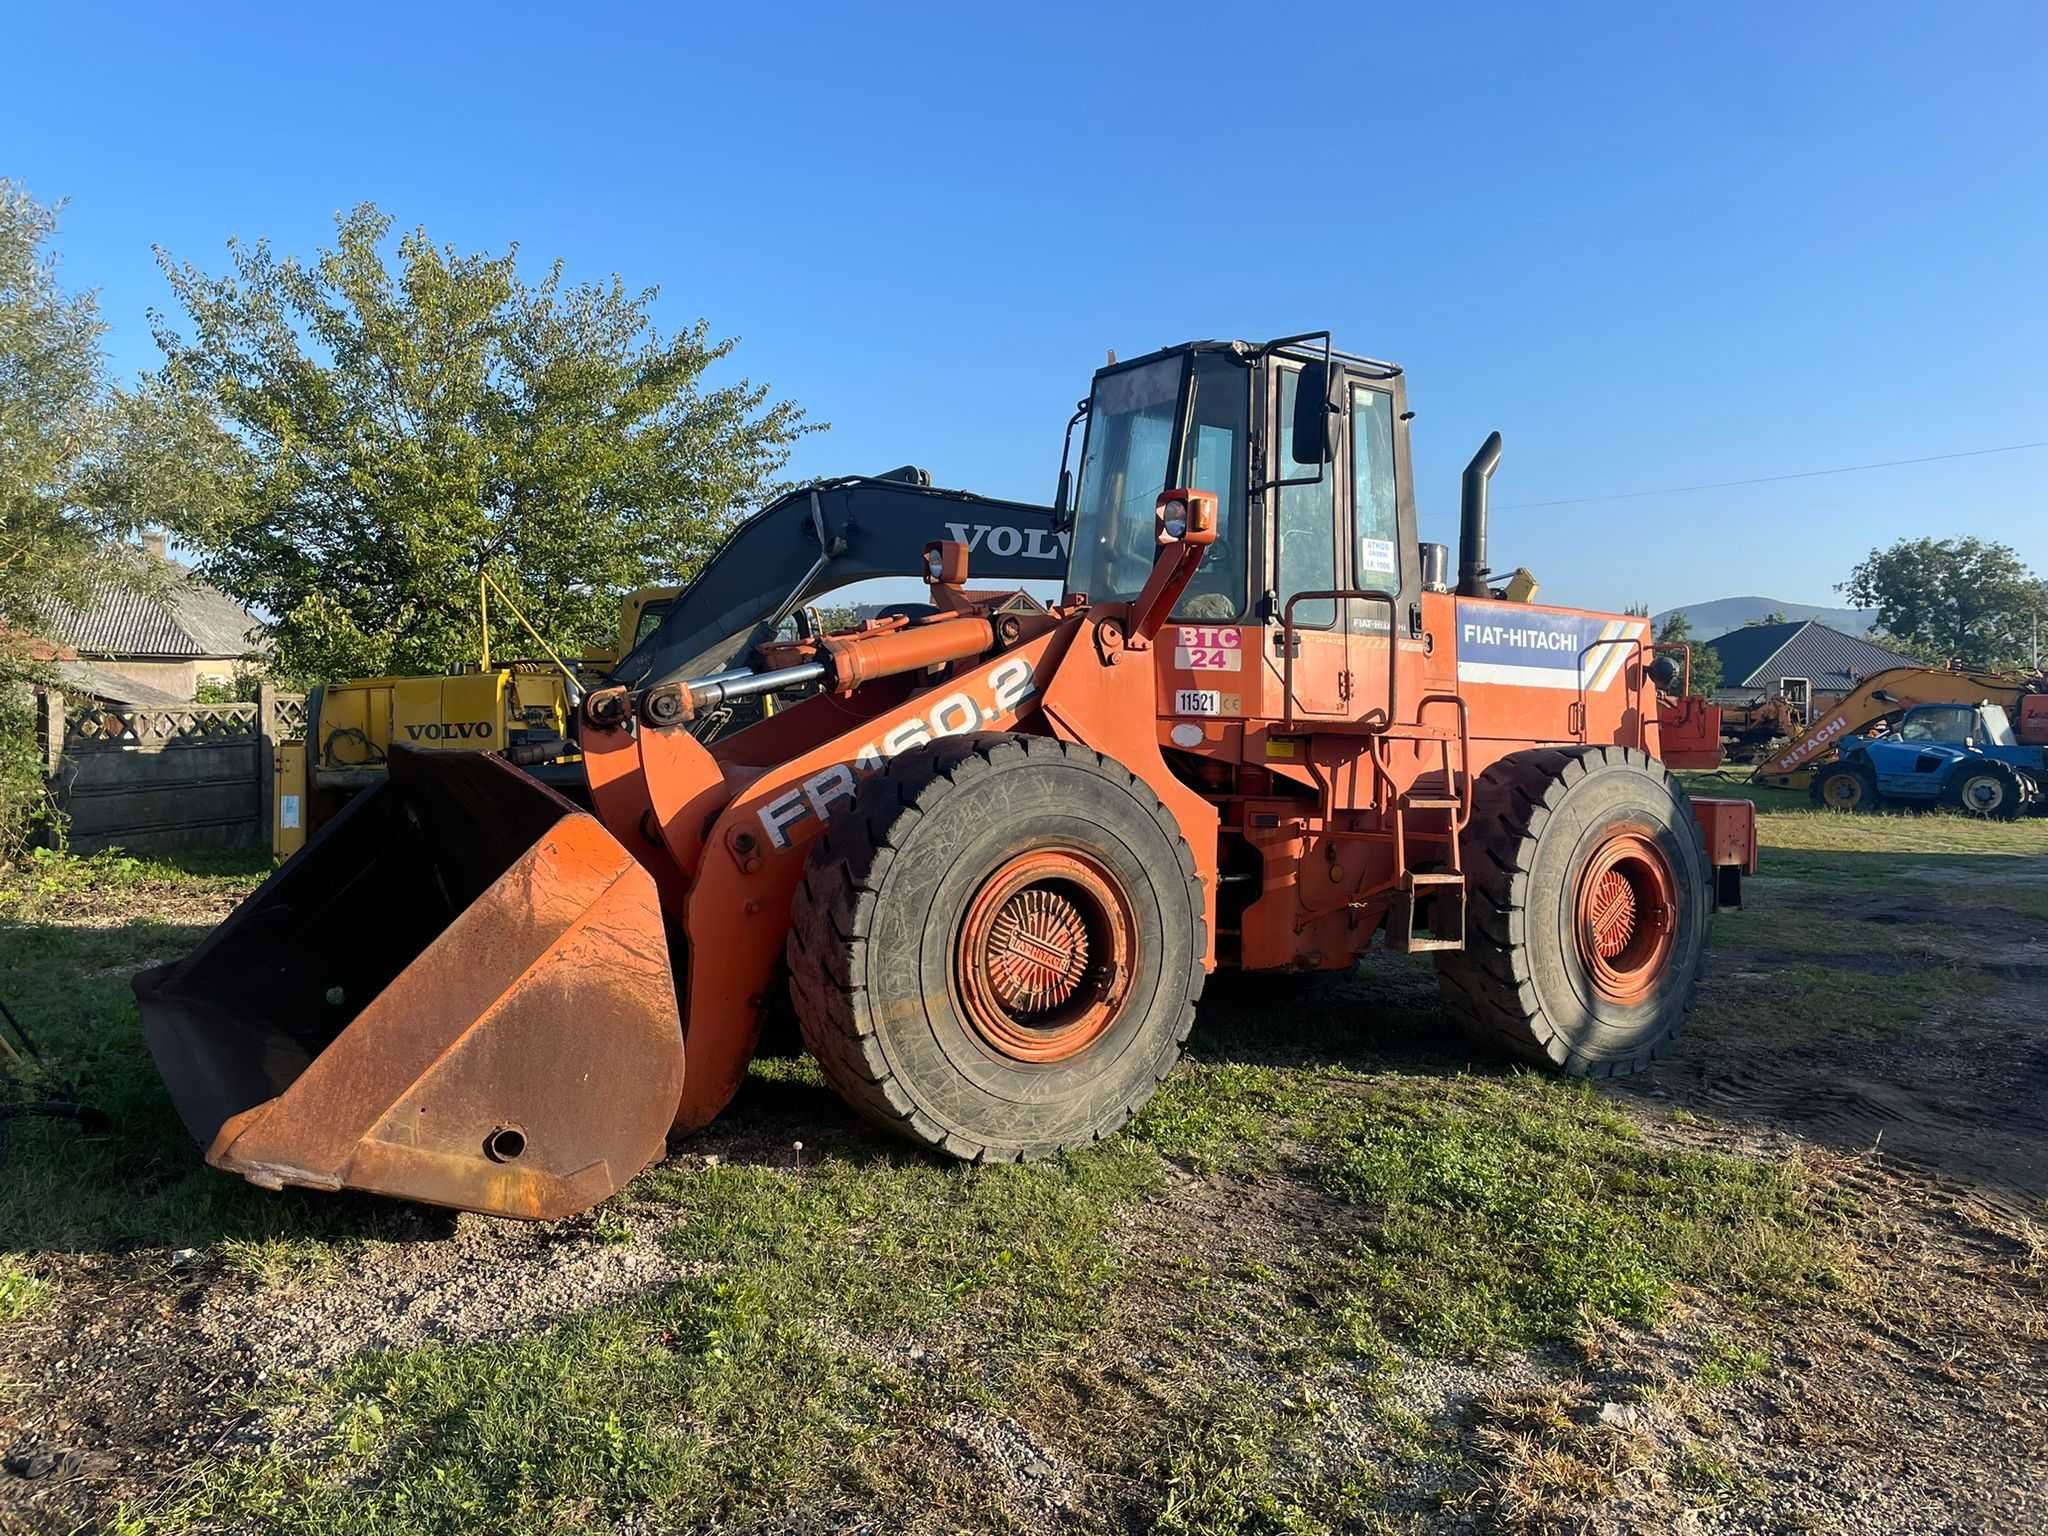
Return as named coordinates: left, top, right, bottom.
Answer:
left=38, top=687, right=303, bottom=856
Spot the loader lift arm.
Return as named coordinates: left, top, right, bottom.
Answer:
left=1753, top=664, right=2048, bottom=785
left=606, top=470, right=1066, bottom=695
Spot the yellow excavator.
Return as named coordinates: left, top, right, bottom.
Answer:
left=275, top=583, right=681, bottom=856
left=1751, top=664, right=2048, bottom=790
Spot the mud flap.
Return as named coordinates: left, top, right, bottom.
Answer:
left=135, top=749, right=685, bottom=1221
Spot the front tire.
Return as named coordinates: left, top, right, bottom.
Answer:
left=1810, top=759, right=1877, bottom=812
left=1436, top=745, right=1710, bottom=1077
left=787, top=734, right=1206, bottom=1160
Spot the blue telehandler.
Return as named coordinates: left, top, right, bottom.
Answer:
left=1810, top=701, right=2043, bottom=819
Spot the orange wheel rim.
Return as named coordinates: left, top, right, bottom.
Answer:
left=1573, top=829, right=1678, bottom=1005
left=956, top=847, right=1135, bottom=1063
left=1822, top=775, right=1862, bottom=809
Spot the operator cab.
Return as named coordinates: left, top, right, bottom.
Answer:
left=1062, top=337, right=1420, bottom=673
left=1889, top=703, right=2016, bottom=748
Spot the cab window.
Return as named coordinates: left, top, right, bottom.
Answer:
left=1169, top=354, right=1250, bottom=622
left=1067, top=352, right=1249, bottom=620
left=1897, top=706, right=1975, bottom=743
left=1350, top=385, right=1397, bottom=591
left=632, top=601, right=672, bottom=648
left=1273, top=367, right=1337, bottom=627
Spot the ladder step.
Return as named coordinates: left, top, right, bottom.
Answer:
left=1400, top=795, right=1461, bottom=810
left=1406, top=871, right=1465, bottom=886
left=1388, top=884, right=1467, bottom=953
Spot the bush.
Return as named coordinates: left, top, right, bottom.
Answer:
left=0, top=685, right=55, bottom=862
left=193, top=667, right=264, bottom=704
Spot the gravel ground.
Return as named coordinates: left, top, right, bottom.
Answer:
left=3, top=849, right=2044, bottom=1533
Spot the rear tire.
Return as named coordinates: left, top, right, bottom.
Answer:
left=1435, top=745, right=1710, bottom=1077
left=1810, top=758, right=1877, bottom=812
left=1943, top=760, right=2023, bottom=820
left=787, top=734, right=1206, bottom=1160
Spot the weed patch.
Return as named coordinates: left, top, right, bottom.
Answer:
left=0, top=1257, right=50, bottom=1324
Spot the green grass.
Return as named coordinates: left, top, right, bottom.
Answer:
left=0, top=849, right=402, bottom=1256
left=1139, top=1068, right=1847, bottom=1361
left=1149, top=1399, right=1392, bottom=1536
left=1695, top=957, right=1990, bottom=1041
left=6, top=800, right=2014, bottom=1533
left=0, top=845, right=271, bottom=919
left=1693, top=1334, right=1770, bottom=1391
left=1679, top=767, right=2037, bottom=1041
left=1677, top=769, right=2048, bottom=860
left=161, top=1140, right=1164, bottom=1535
left=129, top=1052, right=1855, bottom=1534
left=0, top=1257, right=51, bottom=1324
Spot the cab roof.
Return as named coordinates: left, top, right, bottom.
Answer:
left=1092, top=337, right=1402, bottom=383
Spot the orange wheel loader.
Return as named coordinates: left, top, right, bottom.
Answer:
left=136, top=334, right=1758, bottom=1221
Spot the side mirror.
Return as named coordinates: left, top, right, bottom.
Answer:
left=1052, top=466, right=1072, bottom=521
left=1291, top=359, right=1334, bottom=465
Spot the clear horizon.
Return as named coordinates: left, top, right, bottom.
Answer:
left=9, top=1, right=2044, bottom=615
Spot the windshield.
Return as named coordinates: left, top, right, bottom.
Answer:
left=1066, top=352, right=1248, bottom=618
left=1898, top=706, right=1975, bottom=743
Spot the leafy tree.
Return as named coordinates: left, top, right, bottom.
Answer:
left=132, top=205, right=819, bottom=684
left=1866, top=629, right=1951, bottom=668
left=0, top=183, right=160, bottom=855
left=1743, top=609, right=1790, bottom=627
left=193, top=667, right=264, bottom=704
left=0, top=184, right=161, bottom=648
left=1655, top=610, right=1722, bottom=696
left=1840, top=538, right=2046, bottom=671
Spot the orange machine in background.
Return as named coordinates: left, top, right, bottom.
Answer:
left=139, top=335, right=1756, bottom=1221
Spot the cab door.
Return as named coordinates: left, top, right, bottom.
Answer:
left=1344, top=378, right=1404, bottom=726
left=1271, top=361, right=1351, bottom=717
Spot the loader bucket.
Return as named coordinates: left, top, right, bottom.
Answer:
left=135, top=748, right=685, bottom=1221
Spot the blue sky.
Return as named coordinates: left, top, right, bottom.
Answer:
left=8, top=1, right=2044, bottom=614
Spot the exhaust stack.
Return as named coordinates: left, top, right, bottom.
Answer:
left=1457, top=431, right=1504, bottom=598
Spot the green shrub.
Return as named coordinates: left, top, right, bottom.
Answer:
left=0, top=685, right=56, bottom=863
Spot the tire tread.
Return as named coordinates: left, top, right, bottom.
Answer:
left=1435, top=744, right=1706, bottom=1076
left=786, top=733, right=1206, bottom=1159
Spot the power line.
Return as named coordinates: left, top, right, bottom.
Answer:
left=1495, top=439, right=2048, bottom=511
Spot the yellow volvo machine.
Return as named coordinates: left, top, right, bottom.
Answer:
left=274, top=592, right=670, bottom=857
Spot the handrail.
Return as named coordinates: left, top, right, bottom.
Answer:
left=1280, top=589, right=1399, bottom=733
left=1575, top=634, right=1653, bottom=752
left=1407, top=692, right=1474, bottom=832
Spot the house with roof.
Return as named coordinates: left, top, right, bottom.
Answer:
left=1705, top=619, right=1919, bottom=724
left=42, top=535, right=267, bottom=702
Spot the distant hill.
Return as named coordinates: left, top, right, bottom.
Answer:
left=1650, top=595, right=1879, bottom=641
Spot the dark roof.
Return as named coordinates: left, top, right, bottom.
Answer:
left=46, top=556, right=264, bottom=661
left=1706, top=620, right=1917, bottom=695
